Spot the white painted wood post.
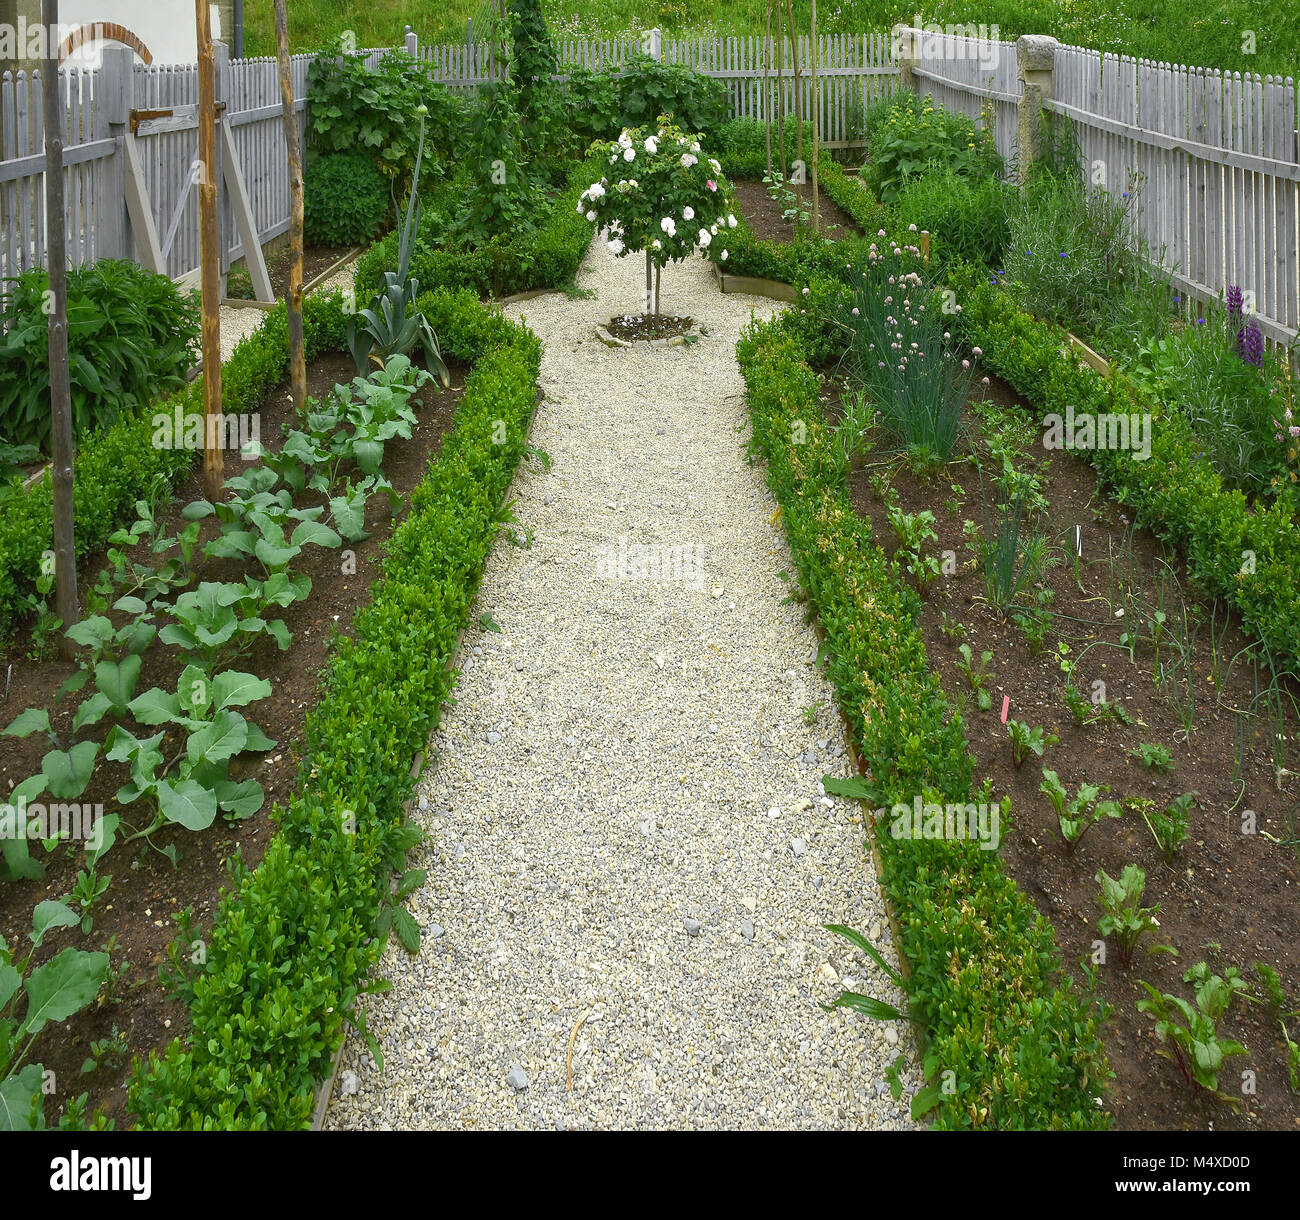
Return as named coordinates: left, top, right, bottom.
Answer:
left=405, top=28, right=418, bottom=58
left=100, top=46, right=133, bottom=261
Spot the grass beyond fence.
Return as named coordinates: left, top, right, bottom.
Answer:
left=244, top=0, right=1298, bottom=77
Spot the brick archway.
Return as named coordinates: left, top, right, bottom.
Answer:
left=58, top=23, right=154, bottom=65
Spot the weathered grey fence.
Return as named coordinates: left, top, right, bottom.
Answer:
left=0, top=43, right=390, bottom=289
left=423, top=33, right=898, bottom=148
left=897, top=28, right=1300, bottom=349
left=4, top=26, right=1297, bottom=348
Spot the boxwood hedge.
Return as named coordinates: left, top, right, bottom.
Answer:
left=738, top=310, right=1113, bottom=1130
left=129, top=288, right=541, bottom=1128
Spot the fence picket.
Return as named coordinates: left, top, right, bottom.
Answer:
left=0, top=33, right=1295, bottom=349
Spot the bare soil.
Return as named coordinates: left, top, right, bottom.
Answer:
left=731, top=177, right=861, bottom=244
left=824, top=367, right=1300, bottom=1131
left=0, top=351, right=465, bottom=1128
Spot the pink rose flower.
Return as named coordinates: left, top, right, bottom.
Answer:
left=706, top=180, right=717, bottom=191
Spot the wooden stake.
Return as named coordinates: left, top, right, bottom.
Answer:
left=273, top=0, right=304, bottom=415
left=786, top=0, right=803, bottom=175
left=196, top=0, right=223, bottom=500
left=42, top=0, right=78, bottom=655
left=763, top=0, right=773, bottom=178
left=775, top=1, right=785, bottom=179
left=811, top=0, right=820, bottom=233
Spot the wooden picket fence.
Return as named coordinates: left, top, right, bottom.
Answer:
left=0, top=45, right=388, bottom=286
left=3, top=28, right=1297, bottom=349
left=423, top=34, right=898, bottom=148
left=906, top=31, right=1300, bottom=349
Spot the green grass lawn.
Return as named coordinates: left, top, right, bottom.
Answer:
left=245, top=0, right=1298, bottom=76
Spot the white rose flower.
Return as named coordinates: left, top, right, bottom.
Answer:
left=691, top=141, right=701, bottom=152
left=698, top=228, right=712, bottom=247
left=709, top=158, right=721, bottom=173
left=644, top=137, right=658, bottom=153
left=728, top=214, right=738, bottom=228
left=720, top=249, right=728, bottom=261
left=652, top=239, right=662, bottom=250
left=586, top=210, right=597, bottom=222
left=608, top=238, right=624, bottom=254
left=683, top=206, right=695, bottom=220
left=587, top=182, right=605, bottom=199
left=660, top=217, right=676, bottom=235
left=623, top=147, right=636, bottom=162
left=680, top=153, right=697, bottom=168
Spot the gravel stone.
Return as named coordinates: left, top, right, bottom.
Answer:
left=684, top=917, right=702, bottom=937
left=507, top=1065, right=529, bottom=1091
left=324, top=241, right=918, bottom=1132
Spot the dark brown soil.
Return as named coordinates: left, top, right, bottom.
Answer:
left=229, top=245, right=355, bottom=300
left=0, top=352, right=465, bottom=1128
left=607, top=313, right=694, bottom=341
left=732, top=177, right=860, bottom=244
left=825, top=368, right=1300, bottom=1131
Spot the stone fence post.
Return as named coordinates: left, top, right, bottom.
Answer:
left=1016, top=34, right=1058, bottom=186
left=893, top=24, right=918, bottom=94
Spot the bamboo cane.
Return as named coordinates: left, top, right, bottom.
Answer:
left=42, top=0, right=78, bottom=652
left=786, top=0, right=803, bottom=178
left=775, top=0, right=786, bottom=178
left=196, top=0, right=223, bottom=501
left=763, top=0, right=773, bottom=178
left=273, top=0, right=305, bottom=416
left=811, top=0, right=820, bottom=233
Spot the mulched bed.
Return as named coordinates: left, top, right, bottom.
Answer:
left=823, top=368, right=1300, bottom=1132
left=732, top=176, right=861, bottom=244
left=606, top=313, right=694, bottom=341
left=0, top=351, right=465, bottom=1127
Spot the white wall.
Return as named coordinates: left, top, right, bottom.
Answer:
left=60, top=1, right=225, bottom=67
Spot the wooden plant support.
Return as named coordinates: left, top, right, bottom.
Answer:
left=811, top=0, right=820, bottom=232
left=196, top=0, right=223, bottom=500
left=274, top=0, right=306, bottom=415
left=42, top=0, right=79, bottom=652
left=785, top=0, right=803, bottom=175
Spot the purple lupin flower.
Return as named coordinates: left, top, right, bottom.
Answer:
left=1227, top=284, right=1243, bottom=321
left=1238, top=319, right=1264, bottom=368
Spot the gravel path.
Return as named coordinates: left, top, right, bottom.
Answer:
left=325, top=241, right=920, bottom=1130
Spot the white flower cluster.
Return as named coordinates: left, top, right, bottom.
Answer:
left=577, top=127, right=735, bottom=265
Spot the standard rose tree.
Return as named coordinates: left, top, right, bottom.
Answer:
left=578, top=119, right=738, bottom=315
